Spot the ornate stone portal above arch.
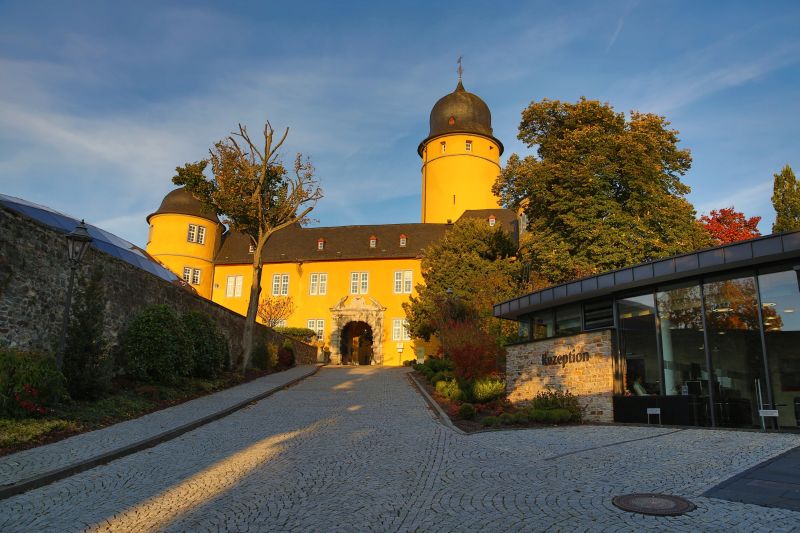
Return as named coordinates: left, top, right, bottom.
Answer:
left=329, top=295, right=387, bottom=365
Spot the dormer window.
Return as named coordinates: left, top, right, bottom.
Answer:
left=465, top=140, right=472, bottom=152
left=399, top=234, right=407, bottom=247
left=248, top=243, right=256, bottom=253
left=488, top=215, right=497, bottom=227
left=317, top=238, right=325, bottom=251
left=369, top=235, right=377, bottom=248
left=440, top=141, right=446, bottom=154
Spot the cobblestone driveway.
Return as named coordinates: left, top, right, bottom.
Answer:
left=1, top=367, right=799, bottom=532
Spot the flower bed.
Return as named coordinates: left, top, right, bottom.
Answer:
left=413, top=357, right=582, bottom=432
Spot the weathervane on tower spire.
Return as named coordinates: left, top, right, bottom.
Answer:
left=457, top=56, right=463, bottom=81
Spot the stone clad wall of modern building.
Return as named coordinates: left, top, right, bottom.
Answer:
left=506, top=330, right=615, bottom=422
left=0, top=205, right=316, bottom=365
left=496, top=231, right=800, bottom=430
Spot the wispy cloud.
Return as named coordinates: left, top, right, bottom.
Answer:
left=620, top=35, right=799, bottom=114
left=605, top=18, right=625, bottom=53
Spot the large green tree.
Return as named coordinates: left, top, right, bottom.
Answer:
left=174, top=122, right=322, bottom=370
left=494, top=97, right=711, bottom=284
left=403, top=218, right=523, bottom=343
left=772, top=164, right=800, bottom=233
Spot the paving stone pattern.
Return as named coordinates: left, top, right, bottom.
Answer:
left=1, top=367, right=799, bottom=532
left=0, top=365, right=318, bottom=488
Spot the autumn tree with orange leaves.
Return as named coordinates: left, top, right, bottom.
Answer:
left=699, top=207, right=761, bottom=245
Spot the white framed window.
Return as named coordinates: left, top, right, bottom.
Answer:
left=310, top=273, right=328, bottom=295
left=399, top=234, right=407, bottom=247
left=369, top=236, right=377, bottom=248
left=350, top=272, right=368, bottom=294
left=226, top=275, right=243, bottom=297
left=465, top=140, right=472, bottom=152
left=183, top=266, right=192, bottom=282
left=307, top=319, right=324, bottom=342
left=249, top=243, right=256, bottom=253
left=394, top=271, right=412, bottom=294
left=440, top=141, right=446, bottom=154
left=186, top=224, right=206, bottom=244
left=392, top=318, right=411, bottom=341
left=191, top=268, right=201, bottom=285
left=317, top=238, right=325, bottom=250
left=272, top=274, right=289, bottom=296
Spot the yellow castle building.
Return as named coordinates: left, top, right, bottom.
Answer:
left=146, top=78, right=516, bottom=365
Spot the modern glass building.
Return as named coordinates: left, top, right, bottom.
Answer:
left=495, top=232, right=800, bottom=430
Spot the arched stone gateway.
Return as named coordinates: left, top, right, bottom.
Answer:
left=329, top=296, right=386, bottom=365
left=339, top=321, right=373, bottom=365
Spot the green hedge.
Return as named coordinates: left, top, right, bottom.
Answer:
left=182, top=311, right=229, bottom=378
left=274, top=327, right=315, bottom=340
left=0, top=348, right=66, bottom=418
left=120, top=305, right=191, bottom=384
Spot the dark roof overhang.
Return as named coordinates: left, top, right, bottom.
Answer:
left=417, top=131, right=504, bottom=157
left=494, top=231, right=800, bottom=321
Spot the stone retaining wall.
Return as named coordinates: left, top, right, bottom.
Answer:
left=506, top=329, right=614, bottom=422
left=0, top=206, right=316, bottom=365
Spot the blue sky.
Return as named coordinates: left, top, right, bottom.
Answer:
left=1, top=0, right=798, bottom=247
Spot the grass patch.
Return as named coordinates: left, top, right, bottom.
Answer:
left=0, top=419, right=81, bottom=449
left=0, top=371, right=262, bottom=455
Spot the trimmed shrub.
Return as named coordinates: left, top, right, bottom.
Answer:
left=527, top=408, right=547, bottom=423
left=0, top=348, right=66, bottom=418
left=515, top=413, right=530, bottom=425
left=481, top=415, right=500, bottom=427
left=499, top=412, right=515, bottom=425
left=63, top=270, right=112, bottom=400
left=471, top=378, right=506, bottom=404
left=181, top=311, right=228, bottom=378
left=277, top=341, right=295, bottom=369
left=402, top=359, right=416, bottom=367
left=531, top=389, right=582, bottom=422
left=253, top=342, right=279, bottom=371
left=274, top=327, right=316, bottom=340
left=121, top=305, right=191, bottom=384
left=424, top=357, right=454, bottom=373
left=435, top=379, right=462, bottom=401
left=430, top=370, right=455, bottom=385
left=550, top=408, right=573, bottom=423
left=458, top=402, right=476, bottom=420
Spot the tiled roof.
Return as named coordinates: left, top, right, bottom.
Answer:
left=215, top=223, right=450, bottom=264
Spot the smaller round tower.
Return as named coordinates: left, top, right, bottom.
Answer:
left=418, top=79, right=504, bottom=224
left=146, top=188, right=222, bottom=298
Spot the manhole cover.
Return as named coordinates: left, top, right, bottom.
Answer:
left=612, top=493, right=696, bottom=516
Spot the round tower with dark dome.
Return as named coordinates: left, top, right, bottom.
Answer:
left=418, top=78, right=504, bottom=223
left=146, top=187, right=222, bottom=298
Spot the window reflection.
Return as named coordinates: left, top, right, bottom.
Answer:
left=703, top=275, right=765, bottom=428
left=759, top=269, right=800, bottom=429
left=617, top=294, right=660, bottom=396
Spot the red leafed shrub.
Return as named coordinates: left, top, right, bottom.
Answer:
left=438, top=320, right=504, bottom=381
left=277, top=342, right=295, bottom=370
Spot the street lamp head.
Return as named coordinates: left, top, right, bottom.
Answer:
left=66, top=219, right=93, bottom=264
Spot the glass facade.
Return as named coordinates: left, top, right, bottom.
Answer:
left=758, top=268, right=800, bottom=429
left=610, top=266, right=800, bottom=429
left=617, top=294, right=660, bottom=396
left=519, top=262, right=800, bottom=430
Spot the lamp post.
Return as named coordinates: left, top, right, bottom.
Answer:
left=57, top=220, right=93, bottom=370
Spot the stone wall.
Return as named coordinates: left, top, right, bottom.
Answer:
left=0, top=206, right=316, bottom=366
left=506, top=329, right=614, bottom=422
